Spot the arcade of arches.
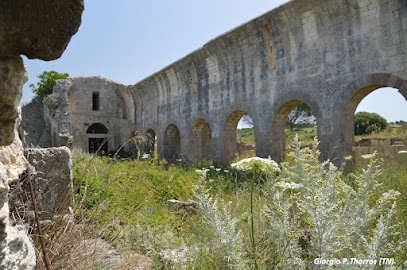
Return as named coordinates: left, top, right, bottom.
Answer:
left=45, top=0, right=406, bottom=166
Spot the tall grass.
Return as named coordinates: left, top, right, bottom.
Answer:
left=28, top=142, right=407, bottom=269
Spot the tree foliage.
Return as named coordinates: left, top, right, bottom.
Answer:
left=354, top=111, right=388, bottom=135
left=30, top=70, right=69, bottom=99
left=286, top=102, right=315, bottom=130
left=240, top=103, right=315, bottom=131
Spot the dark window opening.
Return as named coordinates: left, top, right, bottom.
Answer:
left=92, top=92, right=100, bottom=111
left=86, top=123, right=109, bottom=134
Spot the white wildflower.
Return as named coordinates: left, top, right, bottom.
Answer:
left=231, top=157, right=280, bottom=173
left=224, top=169, right=229, bottom=173
left=344, top=155, right=353, bottom=161
left=210, top=165, right=215, bottom=169
left=398, top=150, right=407, bottom=155
left=215, top=168, right=221, bottom=172
left=141, top=153, right=150, bottom=159
left=195, top=169, right=210, bottom=175
left=361, top=153, right=376, bottom=160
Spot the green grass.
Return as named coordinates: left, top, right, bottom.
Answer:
left=237, top=128, right=255, bottom=144
left=237, top=126, right=318, bottom=148
left=36, top=143, right=407, bottom=269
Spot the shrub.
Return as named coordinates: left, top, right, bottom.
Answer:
left=354, top=111, right=388, bottom=135
left=30, top=70, right=69, bottom=99
left=263, top=136, right=406, bottom=268
left=193, top=169, right=246, bottom=269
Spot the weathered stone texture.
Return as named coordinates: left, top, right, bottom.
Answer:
left=353, top=136, right=407, bottom=159
left=0, top=57, right=27, bottom=146
left=0, top=132, right=35, bottom=270
left=21, top=97, right=52, bottom=148
left=51, top=77, right=133, bottom=153
left=0, top=0, right=84, bottom=60
left=0, top=0, right=84, bottom=268
left=10, top=147, right=73, bottom=220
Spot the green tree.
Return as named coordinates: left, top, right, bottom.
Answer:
left=286, top=102, right=315, bottom=130
left=354, top=111, right=388, bottom=135
left=30, top=70, right=69, bottom=99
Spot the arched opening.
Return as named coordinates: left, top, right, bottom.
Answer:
left=86, top=123, right=109, bottom=154
left=342, top=85, right=407, bottom=159
left=189, top=119, right=212, bottom=161
left=223, top=110, right=256, bottom=163
left=237, top=114, right=256, bottom=159
left=145, top=129, right=156, bottom=155
left=271, top=100, right=317, bottom=163
left=164, top=124, right=181, bottom=162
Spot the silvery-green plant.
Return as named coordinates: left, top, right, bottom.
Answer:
left=193, top=170, right=246, bottom=269
left=264, top=136, right=406, bottom=269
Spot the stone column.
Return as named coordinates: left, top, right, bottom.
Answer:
left=255, top=131, right=273, bottom=159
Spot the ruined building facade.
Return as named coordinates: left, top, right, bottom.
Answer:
left=24, top=0, right=407, bottom=166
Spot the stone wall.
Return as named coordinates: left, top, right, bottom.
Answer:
left=353, top=136, right=407, bottom=159
left=52, top=77, right=135, bottom=153
left=21, top=97, right=52, bottom=148
left=124, top=0, right=407, bottom=165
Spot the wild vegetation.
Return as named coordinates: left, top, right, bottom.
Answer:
left=29, top=70, right=69, bottom=99
left=354, top=111, right=388, bottom=135
left=32, top=134, right=407, bottom=269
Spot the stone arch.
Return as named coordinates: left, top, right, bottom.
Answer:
left=270, top=99, right=319, bottom=163
left=222, top=110, right=252, bottom=164
left=341, top=73, right=407, bottom=158
left=86, top=123, right=109, bottom=154
left=163, top=124, right=181, bottom=162
left=189, top=118, right=212, bottom=161
left=145, top=128, right=156, bottom=155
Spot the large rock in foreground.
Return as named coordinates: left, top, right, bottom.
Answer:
left=0, top=0, right=84, bottom=60
left=10, top=147, right=73, bottom=220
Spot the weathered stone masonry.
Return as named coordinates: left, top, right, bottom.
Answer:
left=52, top=0, right=406, bottom=166
left=0, top=1, right=84, bottom=268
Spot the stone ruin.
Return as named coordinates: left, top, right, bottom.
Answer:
left=0, top=1, right=84, bottom=268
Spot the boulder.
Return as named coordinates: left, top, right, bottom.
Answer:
left=0, top=0, right=84, bottom=60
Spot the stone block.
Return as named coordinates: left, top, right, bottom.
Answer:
left=10, top=147, right=73, bottom=220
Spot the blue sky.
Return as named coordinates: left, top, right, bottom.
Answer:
left=22, top=0, right=407, bottom=122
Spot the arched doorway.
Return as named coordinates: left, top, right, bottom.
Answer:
left=271, top=100, right=317, bottom=163
left=189, top=119, right=212, bottom=161
left=222, top=110, right=256, bottom=164
left=86, top=123, right=109, bottom=154
left=164, top=124, right=181, bottom=162
left=341, top=75, right=407, bottom=159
